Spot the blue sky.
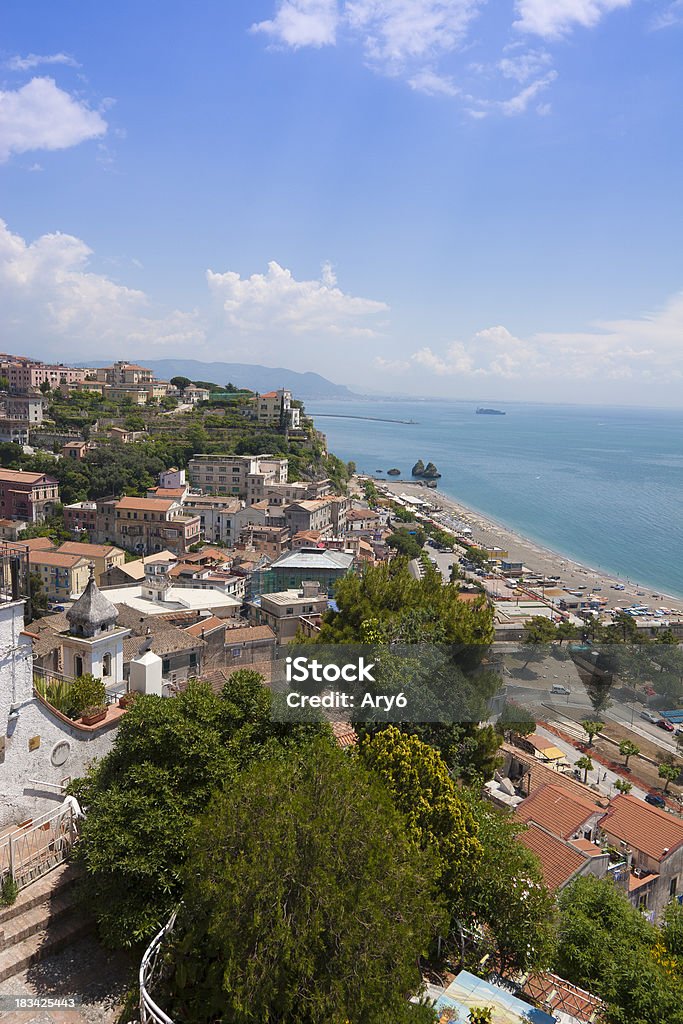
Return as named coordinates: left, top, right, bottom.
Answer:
left=1, top=0, right=683, bottom=404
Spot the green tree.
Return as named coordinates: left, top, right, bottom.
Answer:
left=662, top=900, right=683, bottom=957
left=455, top=789, right=557, bottom=976
left=468, top=1009, right=493, bottom=1024
left=658, top=761, right=680, bottom=793
left=614, top=778, right=632, bottom=794
left=27, top=572, right=48, bottom=621
left=520, top=617, right=557, bottom=670
left=496, top=701, right=536, bottom=739
left=576, top=755, right=594, bottom=784
left=170, top=376, right=191, bottom=390
left=581, top=720, right=605, bottom=747
left=168, top=740, right=445, bottom=1024
left=619, top=739, right=640, bottom=769
left=387, top=527, right=425, bottom=559
left=70, top=676, right=326, bottom=947
left=359, top=726, right=482, bottom=900
left=556, top=875, right=683, bottom=1024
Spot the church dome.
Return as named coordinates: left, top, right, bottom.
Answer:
left=66, top=564, right=119, bottom=638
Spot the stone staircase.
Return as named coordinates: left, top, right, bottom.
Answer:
left=0, top=863, right=93, bottom=982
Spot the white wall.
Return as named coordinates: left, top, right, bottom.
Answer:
left=1, top=601, right=119, bottom=827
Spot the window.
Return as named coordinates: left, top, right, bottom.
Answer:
left=102, top=652, right=112, bottom=677
left=638, top=894, right=649, bottom=910
left=671, top=877, right=678, bottom=898
left=74, top=654, right=84, bottom=677
left=286, top=607, right=294, bottom=616
left=231, top=648, right=242, bottom=659
left=162, top=659, right=170, bottom=673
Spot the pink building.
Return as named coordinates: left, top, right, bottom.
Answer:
left=0, top=469, right=59, bottom=522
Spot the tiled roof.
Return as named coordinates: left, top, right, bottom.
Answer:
left=0, top=469, right=53, bottom=484
left=271, top=549, right=354, bottom=571
left=29, top=550, right=88, bottom=568
left=331, top=720, right=358, bottom=749
left=224, top=624, right=276, bottom=643
left=58, top=541, right=122, bottom=558
left=116, top=496, right=176, bottom=511
left=501, top=742, right=607, bottom=806
left=9, top=537, right=56, bottom=551
left=518, top=822, right=587, bottom=891
left=124, top=628, right=205, bottom=660
left=599, top=793, right=683, bottom=862
left=516, top=784, right=600, bottom=840
left=148, top=487, right=188, bottom=498
left=185, top=616, right=226, bottom=637
left=523, top=972, right=604, bottom=1024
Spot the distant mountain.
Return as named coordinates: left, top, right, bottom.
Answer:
left=87, top=359, right=356, bottom=400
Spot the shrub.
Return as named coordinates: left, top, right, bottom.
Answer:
left=67, top=674, right=106, bottom=719
left=1, top=874, right=19, bottom=906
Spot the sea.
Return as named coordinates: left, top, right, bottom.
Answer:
left=306, top=398, right=683, bottom=600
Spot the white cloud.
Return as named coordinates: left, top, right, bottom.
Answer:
left=498, top=48, right=552, bottom=82
left=251, top=0, right=339, bottom=47
left=374, top=355, right=410, bottom=371
left=0, top=77, right=107, bottom=162
left=0, top=219, right=203, bottom=357
left=207, top=260, right=388, bottom=336
left=499, top=70, right=557, bottom=114
left=651, top=0, right=683, bottom=29
left=514, top=0, right=631, bottom=39
left=6, top=52, right=80, bottom=71
left=344, top=0, right=484, bottom=67
left=406, top=293, right=683, bottom=383
left=408, top=68, right=460, bottom=96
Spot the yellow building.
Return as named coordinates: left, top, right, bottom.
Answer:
left=29, top=550, right=92, bottom=601
left=57, top=541, right=126, bottom=584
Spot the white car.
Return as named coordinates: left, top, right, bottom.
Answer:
left=640, top=710, right=659, bottom=724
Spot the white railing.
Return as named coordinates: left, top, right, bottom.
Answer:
left=139, top=910, right=177, bottom=1024
left=0, top=797, right=81, bottom=891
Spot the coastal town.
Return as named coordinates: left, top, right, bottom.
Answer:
left=0, top=352, right=683, bottom=1024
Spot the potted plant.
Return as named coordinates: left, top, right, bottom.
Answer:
left=118, top=691, right=137, bottom=709
left=67, top=673, right=107, bottom=720
left=81, top=704, right=107, bottom=726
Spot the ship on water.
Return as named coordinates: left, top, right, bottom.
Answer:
left=476, top=407, right=506, bottom=415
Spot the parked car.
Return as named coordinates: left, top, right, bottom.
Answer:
left=657, top=718, right=675, bottom=732
left=645, top=793, right=666, bottom=809
left=640, top=710, right=660, bottom=724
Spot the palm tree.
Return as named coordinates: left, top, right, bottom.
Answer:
left=581, top=720, right=605, bottom=747
left=576, top=755, right=594, bottom=784
left=619, top=739, right=640, bottom=769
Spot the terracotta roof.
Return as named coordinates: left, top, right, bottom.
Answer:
left=599, top=793, right=683, bottom=862
left=116, top=496, right=176, bottom=512
left=124, top=628, right=204, bottom=661
left=182, top=547, right=231, bottom=564
left=293, top=530, right=322, bottom=541
left=501, top=742, right=607, bottom=806
left=259, top=390, right=279, bottom=398
left=185, top=616, right=226, bottom=637
left=148, top=487, right=188, bottom=498
left=331, top=720, right=358, bottom=749
left=224, top=624, right=276, bottom=643
left=0, top=469, right=54, bottom=484
left=29, top=550, right=88, bottom=568
left=518, top=822, right=588, bottom=891
left=58, top=541, right=123, bottom=558
left=516, top=784, right=600, bottom=840
left=17, top=537, right=57, bottom=551
left=523, top=972, right=604, bottom=1023
left=570, top=838, right=605, bottom=856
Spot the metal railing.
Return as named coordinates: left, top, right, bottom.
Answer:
left=139, top=911, right=177, bottom=1024
left=0, top=799, right=80, bottom=891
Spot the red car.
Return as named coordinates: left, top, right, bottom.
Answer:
left=657, top=719, right=675, bottom=733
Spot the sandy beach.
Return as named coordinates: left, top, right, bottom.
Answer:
left=372, top=477, right=683, bottom=619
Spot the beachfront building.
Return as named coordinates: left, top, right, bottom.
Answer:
left=253, top=389, right=301, bottom=431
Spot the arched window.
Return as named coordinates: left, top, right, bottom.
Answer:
left=74, top=654, right=84, bottom=678
left=102, top=652, right=112, bottom=677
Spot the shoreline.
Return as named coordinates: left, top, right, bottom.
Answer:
left=374, top=478, right=683, bottom=615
